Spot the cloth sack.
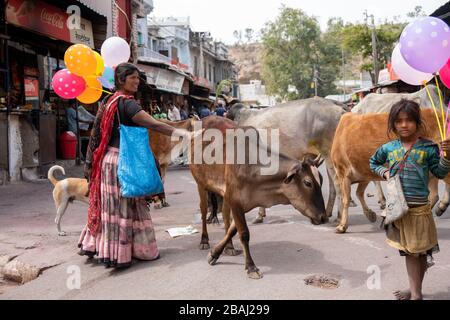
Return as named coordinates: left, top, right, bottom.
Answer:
left=117, top=100, right=164, bottom=198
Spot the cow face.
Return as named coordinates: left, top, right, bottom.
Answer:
left=282, top=161, right=327, bottom=225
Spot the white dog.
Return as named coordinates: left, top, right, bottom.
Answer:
left=48, top=166, right=89, bottom=236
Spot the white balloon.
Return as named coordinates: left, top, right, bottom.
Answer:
left=101, top=37, right=131, bottom=68
left=391, top=44, right=434, bottom=85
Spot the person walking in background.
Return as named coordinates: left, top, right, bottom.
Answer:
left=214, top=100, right=226, bottom=117
left=180, top=104, right=189, bottom=120
left=66, top=103, right=95, bottom=135
left=167, top=101, right=181, bottom=121
left=199, top=103, right=211, bottom=119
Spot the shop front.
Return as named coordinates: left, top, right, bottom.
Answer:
left=137, top=62, right=191, bottom=117
left=0, top=0, right=107, bottom=182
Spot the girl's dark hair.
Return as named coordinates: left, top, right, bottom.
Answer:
left=114, top=62, right=140, bottom=90
left=387, top=98, right=424, bottom=137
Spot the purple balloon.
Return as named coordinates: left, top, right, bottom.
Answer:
left=400, top=17, right=450, bottom=74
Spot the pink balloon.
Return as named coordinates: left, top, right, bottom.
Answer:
left=51, top=69, right=86, bottom=99
left=439, top=59, right=450, bottom=89
left=391, top=44, right=434, bottom=86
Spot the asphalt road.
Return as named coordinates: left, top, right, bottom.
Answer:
left=1, top=165, right=450, bottom=300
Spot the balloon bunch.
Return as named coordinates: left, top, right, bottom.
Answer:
left=392, top=17, right=450, bottom=143
left=51, top=37, right=131, bottom=104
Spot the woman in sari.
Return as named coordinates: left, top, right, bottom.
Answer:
left=79, top=62, right=191, bottom=268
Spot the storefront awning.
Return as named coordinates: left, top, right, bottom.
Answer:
left=76, top=0, right=109, bottom=17
left=190, top=95, right=214, bottom=103
left=138, top=63, right=186, bottom=95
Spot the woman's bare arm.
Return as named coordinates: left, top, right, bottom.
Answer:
left=132, top=110, right=185, bottom=137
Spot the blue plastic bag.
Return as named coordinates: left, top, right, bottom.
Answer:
left=117, top=124, right=164, bottom=198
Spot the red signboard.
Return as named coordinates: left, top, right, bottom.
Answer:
left=25, top=78, right=39, bottom=97
left=7, top=0, right=70, bottom=42
left=115, top=0, right=129, bottom=40
left=193, top=76, right=212, bottom=90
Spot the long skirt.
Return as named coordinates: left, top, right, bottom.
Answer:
left=78, top=147, right=159, bottom=268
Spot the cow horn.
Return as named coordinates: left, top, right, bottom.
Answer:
left=314, top=154, right=325, bottom=167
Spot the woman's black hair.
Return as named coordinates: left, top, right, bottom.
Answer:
left=114, top=62, right=140, bottom=90
left=387, top=98, right=424, bottom=137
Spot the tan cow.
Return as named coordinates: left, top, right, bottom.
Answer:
left=331, top=108, right=448, bottom=233
left=189, top=116, right=327, bottom=279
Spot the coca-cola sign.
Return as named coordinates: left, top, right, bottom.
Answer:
left=40, top=8, right=65, bottom=30
left=6, top=0, right=93, bottom=47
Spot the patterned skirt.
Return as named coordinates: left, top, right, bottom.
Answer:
left=78, top=147, right=159, bottom=268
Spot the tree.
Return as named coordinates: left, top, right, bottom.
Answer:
left=407, top=6, right=425, bottom=18
left=320, top=18, right=346, bottom=94
left=233, top=30, right=242, bottom=45
left=216, top=79, right=232, bottom=98
left=245, top=28, right=254, bottom=43
left=261, top=6, right=336, bottom=100
left=341, top=20, right=405, bottom=84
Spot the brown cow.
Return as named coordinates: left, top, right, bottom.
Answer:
left=149, top=118, right=194, bottom=180
left=189, top=116, right=327, bottom=279
left=148, top=118, right=194, bottom=206
left=331, top=109, right=447, bottom=233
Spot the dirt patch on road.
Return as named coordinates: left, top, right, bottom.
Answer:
left=304, top=275, right=340, bottom=289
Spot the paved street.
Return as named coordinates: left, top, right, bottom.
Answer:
left=1, top=165, right=450, bottom=300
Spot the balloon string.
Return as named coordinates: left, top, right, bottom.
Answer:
left=435, top=77, right=446, bottom=138
left=87, top=86, right=113, bottom=95
left=423, top=82, right=445, bottom=142
left=446, top=102, right=450, bottom=139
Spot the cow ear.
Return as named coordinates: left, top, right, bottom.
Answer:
left=284, top=164, right=300, bottom=184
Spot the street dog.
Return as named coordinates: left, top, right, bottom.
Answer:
left=48, top=165, right=89, bottom=236
left=48, top=166, right=165, bottom=236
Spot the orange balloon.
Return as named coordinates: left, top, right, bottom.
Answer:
left=77, top=76, right=102, bottom=104
left=64, top=44, right=97, bottom=77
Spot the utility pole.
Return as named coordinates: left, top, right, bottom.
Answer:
left=199, top=32, right=204, bottom=81
left=364, top=10, right=379, bottom=85
left=313, top=64, right=318, bottom=96
left=342, top=45, right=346, bottom=96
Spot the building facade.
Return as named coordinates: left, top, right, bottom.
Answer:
left=0, top=0, right=236, bottom=184
left=0, top=0, right=111, bottom=183
left=238, top=80, right=276, bottom=107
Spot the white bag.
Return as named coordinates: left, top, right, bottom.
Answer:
left=384, top=174, right=409, bottom=225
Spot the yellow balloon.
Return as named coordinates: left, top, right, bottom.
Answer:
left=77, top=76, right=102, bottom=104
left=94, top=51, right=105, bottom=77
left=64, top=44, right=97, bottom=77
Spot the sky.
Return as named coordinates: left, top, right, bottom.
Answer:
left=150, top=0, right=448, bottom=44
